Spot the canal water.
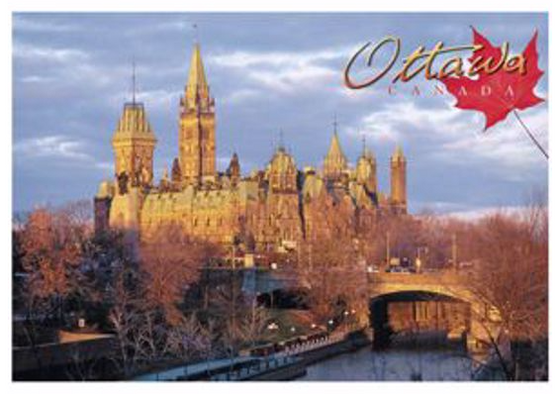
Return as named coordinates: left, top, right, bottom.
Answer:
left=298, top=336, right=475, bottom=381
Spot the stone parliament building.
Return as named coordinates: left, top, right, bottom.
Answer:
left=94, top=42, right=407, bottom=253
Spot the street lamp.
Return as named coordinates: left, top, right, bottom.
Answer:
left=385, top=230, right=391, bottom=267
left=327, top=319, right=334, bottom=334
left=343, top=311, right=350, bottom=332
left=452, top=233, right=458, bottom=270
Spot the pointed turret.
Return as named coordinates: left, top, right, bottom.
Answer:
left=323, top=124, right=348, bottom=180
left=268, top=145, right=298, bottom=193
left=171, top=157, right=182, bottom=183
left=179, top=42, right=216, bottom=185
left=184, top=43, right=210, bottom=110
left=392, top=144, right=405, bottom=161
left=227, top=152, right=241, bottom=185
left=327, top=132, right=346, bottom=162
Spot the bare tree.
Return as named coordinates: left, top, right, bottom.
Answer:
left=238, top=301, right=272, bottom=348
left=432, top=191, right=548, bottom=380
left=107, top=267, right=144, bottom=377
left=140, top=224, right=221, bottom=325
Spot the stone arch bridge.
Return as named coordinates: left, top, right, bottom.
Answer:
left=367, top=271, right=503, bottom=353
left=243, top=268, right=504, bottom=353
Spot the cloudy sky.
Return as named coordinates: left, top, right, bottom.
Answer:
left=12, top=13, right=548, bottom=215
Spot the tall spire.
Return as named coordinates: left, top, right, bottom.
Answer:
left=184, top=40, right=211, bottom=112
left=188, top=23, right=205, bottom=90
left=179, top=35, right=216, bottom=184
left=187, top=43, right=208, bottom=95
left=327, top=132, right=345, bottom=161
left=327, top=114, right=345, bottom=162
left=323, top=119, right=348, bottom=179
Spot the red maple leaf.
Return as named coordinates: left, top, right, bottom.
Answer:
left=440, top=27, right=545, bottom=130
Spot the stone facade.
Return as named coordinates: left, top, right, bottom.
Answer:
left=94, top=42, right=407, bottom=252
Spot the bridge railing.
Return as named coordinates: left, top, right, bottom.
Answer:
left=369, top=270, right=467, bottom=286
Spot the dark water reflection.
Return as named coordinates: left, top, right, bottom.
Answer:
left=298, top=341, right=474, bottom=381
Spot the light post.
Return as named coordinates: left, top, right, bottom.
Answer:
left=415, top=255, right=422, bottom=274
left=252, top=291, right=260, bottom=345
left=386, top=230, right=391, bottom=268
left=452, top=233, right=458, bottom=270
left=269, top=262, right=277, bottom=308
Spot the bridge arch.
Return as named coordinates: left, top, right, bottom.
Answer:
left=368, top=273, right=504, bottom=353
left=369, top=290, right=472, bottom=348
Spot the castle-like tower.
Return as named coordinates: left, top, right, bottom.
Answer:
left=390, top=145, right=407, bottom=213
left=179, top=43, right=216, bottom=185
left=112, top=101, right=157, bottom=192
left=323, top=128, right=348, bottom=180
left=356, top=140, right=377, bottom=195
left=268, top=146, right=298, bottom=193
left=95, top=40, right=408, bottom=252
left=264, top=146, right=302, bottom=248
left=226, top=152, right=241, bottom=185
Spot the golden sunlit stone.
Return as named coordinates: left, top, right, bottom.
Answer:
left=94, top=41, right=408, bottom=250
